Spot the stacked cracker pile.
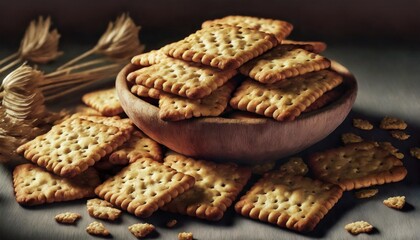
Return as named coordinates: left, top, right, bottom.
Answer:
left=9, top=16, right=411, bottom=237
left=128, top=15, right=342, bottom=121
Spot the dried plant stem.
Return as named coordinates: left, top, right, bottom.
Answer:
left=0, top=52, right=19, bottom=66
left=0, top=57, right=23, bottom=74
left=48, top=58, right=108, bottom=77
left=57, top=48, right=97, bottom=70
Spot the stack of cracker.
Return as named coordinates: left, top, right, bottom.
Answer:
left=128, top=15, right=343, bottom=121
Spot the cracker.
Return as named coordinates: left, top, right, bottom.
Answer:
left=202, top=15, right=293, bottom=42
left=378, top=142, right=404, bottom=159
left=345, top=221, right=373, bottom=235
left=86, top=221, right=110, bottom=236
left=308, top=142, right=407, bottom=191
left=162, top=152, right=251, bottom=221
left=109, top=130, right=162, bottom=164
left=17, top=117, right=127, bottom=178
left=281, top=40, right=327, bottom=53
left=55, top=212, right=81, bottom=224
left=303, top=87, right=343, bottom=113
left=131, top=49, right=169, bottom=66
left=95, top=158, right=195, bottom=218
left=279, top=157, right=308, bottom=176
left=353, top=118, right=373, bottom=130
left=383, top=196, right=405, bottom=209
left=127, top=57, right=237, bottom=99
left=13, top=163, right=100, bottom=206
left=235, top=170, right=343, bottom=232
left=128, top=223, right=155, bottom=238
left=82, top=88, right=123, bottom=117
left=390, top=130, right=410, bottom=140
left=354, top=189, right=379, bottom=199
left=158, top=81, right=236, bottom=121
left=239, top=45, right=330, bottom=83
left=341, top=133, right=364, bottom=145
left=380, top=116, right=407, bottom=130
left=131, top=84, right=162, bottom=99
left=251, top=161, right=276, bottom=175
left=410, top=147, right=420, bottom=160
left=166, top=219, right=177, bottom=228
left=178, top=232, right=193, bottom=240
left=163, top=25, right=278, bottom=70
left=230, top=70, right=343, bottom=121
left=87, top=198, right=122, bottom=221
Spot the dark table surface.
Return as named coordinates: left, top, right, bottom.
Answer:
left=1, top=33, right=420, bottom=240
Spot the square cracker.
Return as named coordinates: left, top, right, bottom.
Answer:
left=163, top=25, right=278, bottom=70
left=17, top=117, right=128, bottom=178
left=235, top=170, right=343, bottom=232
left=109, top=130, right=162, bottom=164
left=229, top=70, right=343, bottom=121
left=82, top=88, right=123, bottom=116
left=308, top=142, right=407, bottom=191
left=127, top=58, right=237, bottom=99
left=13, top=163, right=100, bottom=206
left=162, top=152, right=251, bottom=221
left=159, top=81, right=236, bottom=121
left=202, top=15, right=293, bottom=42
left=131, top=84, right=162, bottom=99
left=281, top=40, right=327, bottom=53
left=95, top=158, right=195, bottom=218
left=239, top=45, right=331, bottom=83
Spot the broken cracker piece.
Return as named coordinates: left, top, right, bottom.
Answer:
left=352, top=118, right=373, bottom=130
left=55, top=212, right=81, bottom=224
left=390, top=130, right=410, bottom=140
left=178, top=232, right=193, bottom=240
left=345, top=221, right=373, bottom=235
left=128, top=223, right=155, bottom=238
left=87, top=198, right=122, bottom=221
left=341, top=133, right=363, bottom=145
left=383, top=196, right=405, bottom=209
left=166, top=219, right=178, bottom=228
left=380, top=117, right=407, bottom=130
left=410, top=147, right=420, bottom=160
left=86, top=221, right=110, bottom=236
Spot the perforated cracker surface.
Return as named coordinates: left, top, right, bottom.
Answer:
left=239, top=45, right=330, bottom=83
left=127, top=58, right=237, bottom=99
left=13, top=163, right=100, bottom=206
left=16, top=118, right=127, bottom=177
left=82, top=88, right=123, bottom=116
left=163, top=25, right=278, bottom=70
left=308, top=142, right=407, bottom=190
left=235, top=170, right=343, bottom=232
left=162, top=152, right=251, bottom=221
left=95, top=158, right=195, bottom=218
left=158, top=81, right=236, bottom=121
left=229, top=70, right=343, bottom=121
left=202, top=15, right=293, bottom=42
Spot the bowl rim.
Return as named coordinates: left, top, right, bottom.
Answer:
left=116, top=60, right=357, bottom=125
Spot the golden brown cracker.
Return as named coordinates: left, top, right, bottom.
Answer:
left=95, top=158, right=195, bottom=218
left=353, top=118, right=373, bottom=130
left=109, top=130, right=162, bottom=164
left=17, top=117, right=127, bottom=178
left=239, top=45, right=330, bottom=83
left=390, top=130, right=410, bottom=140
left=178, top=232, right=193, bottom=240
left=235, top=170, right=343, bottom=232
left=383, top=196, right=405, bottom=209
left=13, top=163, right=100, bottom=206
left=354, top=189, right=379, bottom=199
left=127, top=57, right=237, bottom=99
left=380, top=116, right=407, bottom=130
left=341, top=133, right=364, bottom=145
left=230, top=70, right=343, bottom=121
left=162, top=152, right=251, bottom=221
left=87, top=198, right=122, bottom=221
left=131, top=49, right=168, bottom=66
left=131, top=84, right=162, bottom=99
left=76, top=115, right=133, bottom=138
left=281, top=40, right=327, bottom=53
left=86, top=221, right=110, bottom=236
left=158, top=81, right=236, bottom=121
left=308, top=142, right=407, bottom=191
left=164, top=25, right=278, bottom=70
left=345, top=221, right=373, bottom=235
left=55, top=212, right=82, bottom=224
left=82, top=88, right=123, bottom=117
left=128, top=223, right=155, bottom=238
left=202, top=15, right=293, bottom=42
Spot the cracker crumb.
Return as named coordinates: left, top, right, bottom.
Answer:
left=380, top=117, right=407, bottom=130
left=352, top=118, right=373, bottom=130
left=390, top=130, right=410, bottom=140
left=341, top=133, right=363, bottom=145
left=410, top=147, right=420, bottom=160
left=178, top=232, right=193, bottom=240
left=354, top=189, right=378, bottom=199
left=345, top=221, right=373, bottom=235
left=128, top=223, right=155, bottom=238
left=383, top=196, right=405, bottom=209
left=54, top=212, right=81, bottom=224
left=166, top=219, right=177, bottom=228
left=86, top=221, right=110, bottom=236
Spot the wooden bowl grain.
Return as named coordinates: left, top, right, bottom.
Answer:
left=116, top=61, right=357, bottom=165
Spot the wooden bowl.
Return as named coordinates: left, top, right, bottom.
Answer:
left=116, top=61, right=357, bottom=165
